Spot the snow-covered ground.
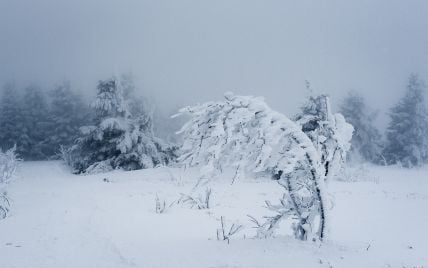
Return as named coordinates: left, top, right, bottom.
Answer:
left=0, top=161, right=427, bottom=268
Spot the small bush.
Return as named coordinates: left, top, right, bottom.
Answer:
left=0, top=192, right=10, bottom=219
left=0, top=146, right=18, bottom=184
left=0, top=146, right=18, bottom=219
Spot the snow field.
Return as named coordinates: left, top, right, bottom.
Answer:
left=0, top=161, right=427, bottom=267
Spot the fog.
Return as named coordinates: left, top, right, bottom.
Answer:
left=1, top=0, right=428, bottom=123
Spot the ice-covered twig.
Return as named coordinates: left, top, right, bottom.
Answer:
left=217, top=216, right=243, bottom=244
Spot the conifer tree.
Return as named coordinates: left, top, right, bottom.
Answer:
left=47, top=82, right=91, bottom=156
left=64, top=77, right=176, bottom=174
left=384, top=74, right=428, bottom=167
left=0, top=84, right=26, bottom=154
left=20, top=86, right=51, bottom=160
left=339, top=91, right=383, bottom=163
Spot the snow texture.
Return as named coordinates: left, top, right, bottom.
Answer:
left=0, top=161, right=426, bottom=268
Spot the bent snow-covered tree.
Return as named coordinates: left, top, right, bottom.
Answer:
left=294, top=94, right=353, bottom=182
left=63, top=77, right=177, bottom=174
left=176, top=93, right=339, bottom=241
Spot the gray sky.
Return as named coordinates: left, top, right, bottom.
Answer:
left=1, top=0, right=428, bottom=123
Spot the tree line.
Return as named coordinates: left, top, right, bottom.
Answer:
left=1, top=73, right=428, bottom=168
left=340, top=74, right=428, bottom=168
left=0, top=82, right=91, bottom=160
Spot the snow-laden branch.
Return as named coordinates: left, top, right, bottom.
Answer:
left=294, top=94, right=354, bottom=183
left=176, top=92, right=335, bottom=241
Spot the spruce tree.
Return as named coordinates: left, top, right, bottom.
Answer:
left=21, top=85, right=51, bottom=160
left=47, top=82, right=91, bottom=156
left=339, top=91, right=383, bottom=163
left=0, top=84, right=26, bottom=155
left=64, top=77, right=176, bottom=174
left=384, top=74, right=428, bottom=167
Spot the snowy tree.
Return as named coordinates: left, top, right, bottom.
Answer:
left=176, top=92, right=344, bottom=241
left=119, top=74, right=185, bottom=143
left=339, top=91, right=383, bottom=163
left=46, top=82, right=91, bottom=156
left=19, top=85, right=52, bottom=160
left=384, top=74, right=428, bottom=167
left=0, top=84, right=26, bottom=155
left=63, top=77, right=177, bottom=174
left=294, top=94, right=354, bottom=182
left=1, top=82, right=89, bottom=160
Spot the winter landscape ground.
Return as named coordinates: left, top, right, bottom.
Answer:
left=0, top=161, right=426, bottom=268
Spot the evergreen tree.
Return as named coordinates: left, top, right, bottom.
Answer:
left=47, top=82, right=91, bottom=157
left=121, top=74, right=183, bottom=144
left=20, top=85, right=51, bottom=160
left=64, top=77, right=176, bottom=174
left=339, top=91, right=383, bottom=163
left=384, top=74, right=428, bottom=167
left=0, top=84, right=26, bottom=153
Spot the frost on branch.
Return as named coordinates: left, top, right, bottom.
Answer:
left=294, top=94, right=353, bottom=182
left=176, top=93, right=331, bottom=241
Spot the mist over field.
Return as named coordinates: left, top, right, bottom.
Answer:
left=1, top=0, right=428, bottom=120
left=1, top=1, right=428, bottom=268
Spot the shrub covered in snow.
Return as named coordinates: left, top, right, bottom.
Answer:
left=0, top=146, right=18, bottom=185
left=0, top=146, right=18, bottom=219
left=63, top=77, right=177, bottom=174
left=0, top=193, right=10, bottom=219
left=175, top=92, right=354, bottom=241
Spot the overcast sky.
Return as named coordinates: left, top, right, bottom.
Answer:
left=1, top=0, right=427, bottom=123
